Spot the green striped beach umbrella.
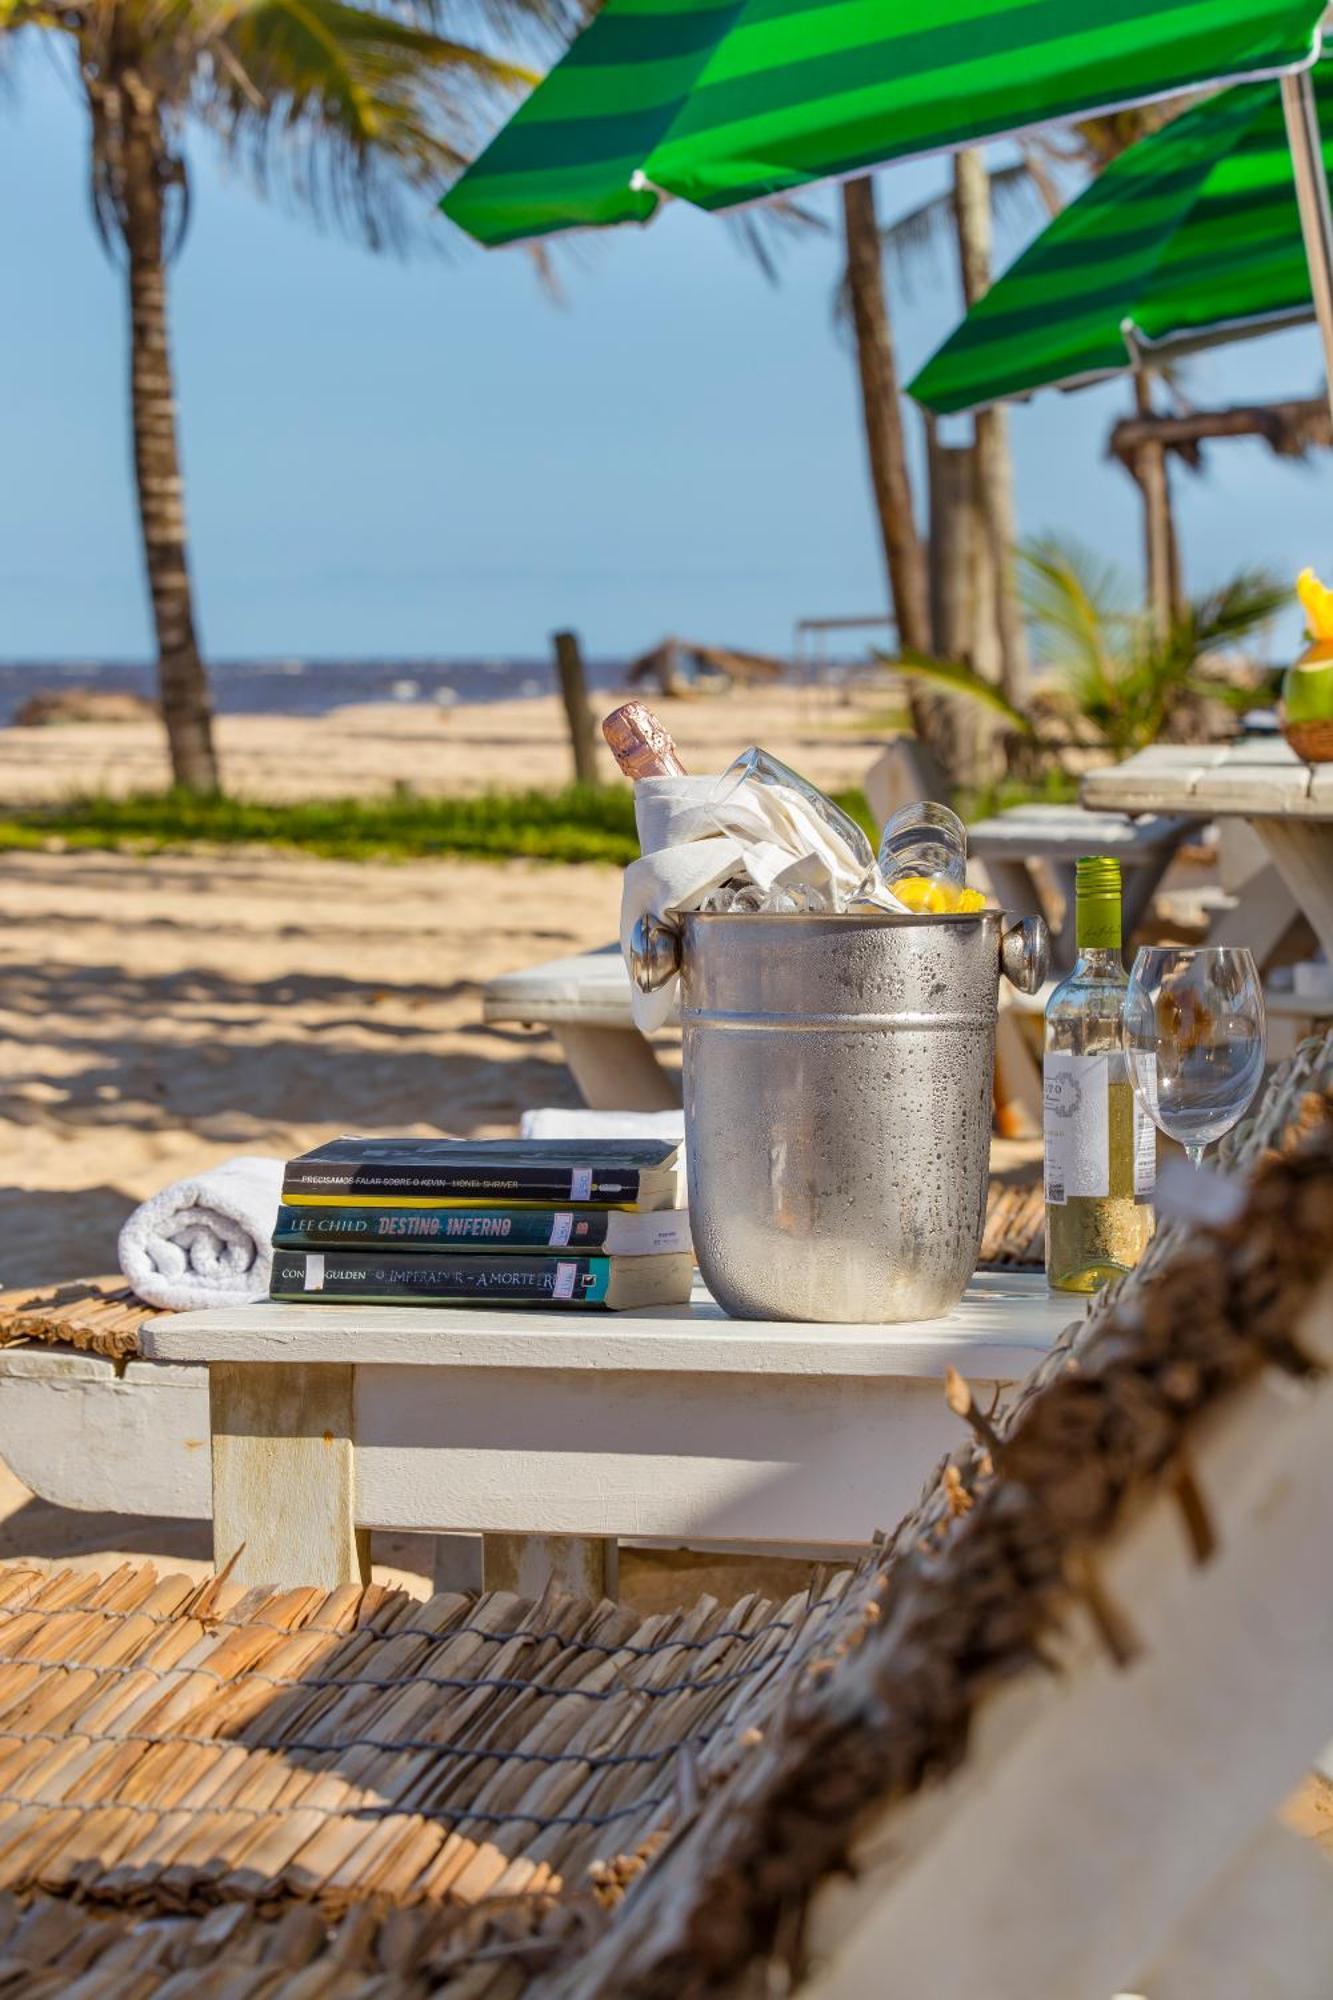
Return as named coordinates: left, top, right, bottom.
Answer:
left=910, top=59, right=1333, bottom=414
left=442, top=0, right=1324, bottom=243
left=440, top=0, right=1333, bottom=411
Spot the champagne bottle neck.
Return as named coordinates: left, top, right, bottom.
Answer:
left=601, top=702, right=687, bottom=781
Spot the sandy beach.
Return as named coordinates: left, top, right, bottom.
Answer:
left=0, top=682, right=898, bottom=1278
left=0, top=680, right=896, bottom=804
left=0, top=682, right=901, bottom=1592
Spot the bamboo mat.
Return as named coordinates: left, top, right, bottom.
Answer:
left=0, top=1558, right=850, bottom=1932
left=0, top=1186, right=1046, bottom=1367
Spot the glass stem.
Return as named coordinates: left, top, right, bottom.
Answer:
left=1185, top=1143, right=1207, bottom=1170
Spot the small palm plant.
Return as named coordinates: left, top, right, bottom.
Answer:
left=1, top=0, right=565, bottom=790
left=893, top=536, right=1287, bottom=765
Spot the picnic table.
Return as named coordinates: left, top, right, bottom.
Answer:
left=968, top=803, right=1199, bottom=971
left=140, top=1272, right=1080, bottom=1598
left=1083, top=738, right=1333, bottom=963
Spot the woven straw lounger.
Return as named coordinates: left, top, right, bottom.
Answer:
left=0, top=1034, right=1328, bottom=1996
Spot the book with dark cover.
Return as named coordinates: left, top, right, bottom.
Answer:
left=281, top=1137, right=681, bottom=1210
left=273, top=1203, right=692, bottom=1257
left=270, top=1248, right=694, bottom=1311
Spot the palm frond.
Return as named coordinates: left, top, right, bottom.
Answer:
left=878, top=159, right=1049, bottom=300
left=1019, top=534, right=1136, bottom=692
left=1186, top=570, right=1289, bottom=652
left=726, top=195, right=826, bottom=286
left=201, top=0, right=534, bottom=249
left=884, top=648, right=1036, bottom=734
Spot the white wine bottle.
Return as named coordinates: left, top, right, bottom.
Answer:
left=1044, top=856, right=1155, bottom=1294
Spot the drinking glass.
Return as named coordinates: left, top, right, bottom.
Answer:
left=1122, top=947, right=1266, bottom=1167
left=877, top=800, right=968, bottom=896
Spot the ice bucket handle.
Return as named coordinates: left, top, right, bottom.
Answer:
left=629, top=915, right=682, bottom=994
left=633, top=909, right=1049, bottom=996
left=1000, top=913, right=1050, bottom=994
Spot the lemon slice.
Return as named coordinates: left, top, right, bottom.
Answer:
left=893, top=876, right=987, bottom=914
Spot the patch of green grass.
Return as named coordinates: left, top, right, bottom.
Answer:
left=0, top=785, right=879, bottom=866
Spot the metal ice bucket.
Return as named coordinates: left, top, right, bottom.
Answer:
left=631, top=908, right=1048, bottom=1323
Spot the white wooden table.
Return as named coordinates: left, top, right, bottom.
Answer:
left=1083, top=739, right=1333, bottom=962
left=141, top=1273, right=1079, bottom=1598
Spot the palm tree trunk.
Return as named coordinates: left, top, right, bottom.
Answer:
left=840, top=176, right=931, bottom=655
left=953, top=149, right=1030, bottom=707
left=120, top=82, right=220, bottom=793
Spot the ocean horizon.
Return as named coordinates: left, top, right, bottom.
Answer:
left=0, top=655, right=639, bottom=729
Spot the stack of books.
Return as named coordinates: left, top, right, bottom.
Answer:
left=270, top=1137, right=693, bottom=1311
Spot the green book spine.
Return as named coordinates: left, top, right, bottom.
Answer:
left=271, top=1249, right=613, bottom=1306
left=273, top=1204, right=612, bottom=1251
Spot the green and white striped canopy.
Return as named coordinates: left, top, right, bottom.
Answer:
left=910, top=58, right=1333, bottom=413
left=441, top=0, right=1326, bottom=247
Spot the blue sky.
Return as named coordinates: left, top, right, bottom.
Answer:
left=2, top=46, right=1327, bottom=664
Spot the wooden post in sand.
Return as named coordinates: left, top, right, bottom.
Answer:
left=553, top=629, right=600, bottom=786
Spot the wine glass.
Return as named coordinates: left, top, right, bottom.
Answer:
left=707, top=746, right=898, bottom=911
left=1122, top=947, right=1266, bottom=1167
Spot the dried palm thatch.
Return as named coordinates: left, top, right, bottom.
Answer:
left=0, top=1279, right=148, bottom=1363
left=624, top=638, right=787, bottom=695
left=0, top=1561, right=857, bottom=1928
left=977, top=1180, right=1042, bottom=1268
left=0, top=1033, right=1327, bottom=1996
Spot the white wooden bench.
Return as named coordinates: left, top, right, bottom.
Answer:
left=482, top=944, right=681, bottom=1111
left=968, top=802, right=1200, bottom=970
left=98, top=1272, right=1078, bottom=1599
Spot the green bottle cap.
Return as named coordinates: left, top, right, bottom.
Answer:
left=1075, top=855, right=1122, bottom=952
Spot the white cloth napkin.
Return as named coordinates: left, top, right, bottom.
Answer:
left=119, top=1155, right=285, bottom=1310
left=520, top=1107, right=685, bottom=1143
left=620, top=773, right=901, bottom=1031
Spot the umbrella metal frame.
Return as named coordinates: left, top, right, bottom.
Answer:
left=1282, top=60, right=1333, bottom=411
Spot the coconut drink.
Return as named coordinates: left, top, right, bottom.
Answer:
left=1284, top=570, right=1333, bottom=763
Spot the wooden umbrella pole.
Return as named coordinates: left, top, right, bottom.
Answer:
left=1281, top=57, right=1333, bottom=422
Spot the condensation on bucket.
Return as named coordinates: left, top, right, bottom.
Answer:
left=681, top=911, right=1001, bottom=1323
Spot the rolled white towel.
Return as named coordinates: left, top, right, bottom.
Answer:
left=119, top=1155, right=286, bottom=1310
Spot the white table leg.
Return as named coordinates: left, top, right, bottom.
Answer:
left=1250, top=818, right=1333, bottom=962
left=1120, top=848, right=1178, bottom=944
left=210, top=1362, right=370, bottom=1592
left=555, top=1024, right=681, bottom=1111
left=481, top=1534, right=618, bottom=1599
left=1206, top=862, right=1300, bottom=968
left=431, top=1535, right=483, bottom=1594
left=983, top=857, right=1044, bottom=922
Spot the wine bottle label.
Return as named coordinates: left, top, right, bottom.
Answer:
left=1133, top=1060, right=1157, bottom=1200
left=1043, top=1053, right=1110, bottom=1204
